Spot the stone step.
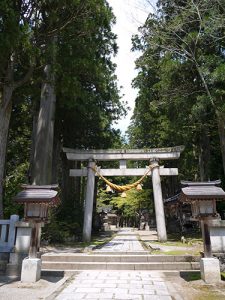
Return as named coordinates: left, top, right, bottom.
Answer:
left=41, top=261, right=200, bottom=271
left=93, top=251, right=150, bottom=255
left=42, top=269, right=196, bottom=277
left=41, top=253, right=200, bottom=263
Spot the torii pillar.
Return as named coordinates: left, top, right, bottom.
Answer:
left=63, top=146, right=184, bottom=243
left=83, top=159, right=96, bottom=242
left=151, top=159, right=167, bottom=242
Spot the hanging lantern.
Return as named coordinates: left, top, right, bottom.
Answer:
left=121, top=192, right=127, bottom=198
left=136, top=184, right=142, bottom=191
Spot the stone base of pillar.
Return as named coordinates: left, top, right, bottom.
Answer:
left=200, top=257, right=221, bottom=283
left=21, top=258, right=42, bottom=283
left=158, top=236, right=167, bottom=243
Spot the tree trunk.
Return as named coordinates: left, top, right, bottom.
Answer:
left=52, top=134, right=61, bottom=184
left=32, top=65, right=56, bottom=185
left=217, top=112, right=225, bottom=177
left=29, top=101, right=39, bottom=183
left=198, top=127, right=210, bottom=181
left=0, top=86, right=13, bottom=218
left=74, top=161, right=81, bottom=206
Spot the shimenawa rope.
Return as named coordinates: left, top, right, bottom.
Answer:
left=91, top=163, right=158, bottom=192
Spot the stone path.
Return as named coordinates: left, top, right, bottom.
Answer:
left=55, top=270, right=174, bottom=300
left=54, top=229, right=182, bottom=300
left=93, top=229, right=145, bottom=253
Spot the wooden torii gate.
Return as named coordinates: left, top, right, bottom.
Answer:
left=63, top=146, right=184, bottom=242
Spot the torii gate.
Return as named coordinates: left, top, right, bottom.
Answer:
left=63, top=146, right=184, bottom=243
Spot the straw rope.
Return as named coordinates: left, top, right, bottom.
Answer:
left=91, top=163, right=158, bottom=192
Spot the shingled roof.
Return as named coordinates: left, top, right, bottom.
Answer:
left=14, top=185, right=60, bottom=206
left=179, top=180, right=225, bottom=201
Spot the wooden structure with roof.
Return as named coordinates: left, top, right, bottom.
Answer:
left=14, top=185, right=60, bottom=258
left=179, top=180, right=225, bottom=257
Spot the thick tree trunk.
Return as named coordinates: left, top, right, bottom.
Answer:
left=74, top=161, right=81, bottom=206
left=32, top=65, right=56, bottom=185
left=217, top=112, right=225, bottom=177
left=61, top=155, right=76, bottom=205
left=0, top=86, right=13, bottom=218
left=52, top=134, right=61, bottom=184
left=198, top=127, right=210, bottom=181
left=29, top=102, right=39, bottom=183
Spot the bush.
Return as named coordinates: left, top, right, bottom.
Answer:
left=41, top=211, right=81, bottom=243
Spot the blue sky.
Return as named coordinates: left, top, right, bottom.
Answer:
left=107, top=0, right=154, bottom=134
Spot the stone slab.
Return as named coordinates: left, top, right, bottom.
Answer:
left=55, top=270, right=176, bottom=300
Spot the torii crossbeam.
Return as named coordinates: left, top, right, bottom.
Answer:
left=63, top=146, right=184, bottom=242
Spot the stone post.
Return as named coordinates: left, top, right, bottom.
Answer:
left=83, top=159, right=96, bottom=242
left=151, top=159, right=167, bottom=242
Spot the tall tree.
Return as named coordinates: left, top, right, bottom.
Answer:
left=145, top=0, right=225, bottom=175
left=0, top=1, right=38, bottom=217
left=129, top=0, right=225, bottom=186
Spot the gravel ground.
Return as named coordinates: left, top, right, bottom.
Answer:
left=0, top=275, right=68, bottom=300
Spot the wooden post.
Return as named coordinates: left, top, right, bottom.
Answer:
left=29, top=222, right=40, bottom=258
left=201, top=218, right=212, bottom=258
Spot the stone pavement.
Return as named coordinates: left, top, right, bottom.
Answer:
left=55, top=270, right=175, bottom=300
left=54, top=229, right=183, bottom=299
left=93, top=229, right=145, bottom=253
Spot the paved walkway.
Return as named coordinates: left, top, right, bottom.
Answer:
left=93, top=229, right=145, bottom=253
left=55, top=270, right=174, bottom=300
left=55, top=229, right=182, bottom=300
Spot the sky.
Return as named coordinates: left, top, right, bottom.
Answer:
left=107, top=0, right=154, bottom=134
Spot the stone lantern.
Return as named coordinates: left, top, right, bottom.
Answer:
left=15, top=184, right=59, bottom=223
left=179, top=180, right=225, bottom=283
left=14, top=184, right=60, bottom=282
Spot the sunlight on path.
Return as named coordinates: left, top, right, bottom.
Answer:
left=94, top=229, right=145, bottom=253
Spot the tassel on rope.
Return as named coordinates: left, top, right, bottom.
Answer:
left=91, top=163, right=157, bottom=192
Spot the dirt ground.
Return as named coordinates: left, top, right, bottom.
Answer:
left=0, top=275, right=68, bottom=300
left=1, top=272, right=225, bottom=300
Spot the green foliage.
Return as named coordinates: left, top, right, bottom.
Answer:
left=4, top=90, right=33, bottom=218
left=3, top=0, right=125, bottom=223
left=97, top=186, right=153, bottom=219
left=221, top=272, right=225, bottom=281
left=111, top=188, right=152, bottom=217
left=42, top=212, right=81, bottom=243
left=4, top=162, right=28, bottom=218
left=128, top=0, right=225, bottom=192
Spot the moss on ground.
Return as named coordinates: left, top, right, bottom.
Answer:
left=221, top=272, right=225, bottom=281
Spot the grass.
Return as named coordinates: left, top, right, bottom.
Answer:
left=182, top=272, right=201, bottom=281
left=182, top=271, right=225, bottom=282
left=150, top=249, right=201, bottom=255
left=141, top=231, right=203, bottom=255
left=196, top=294, right=225, bottom=300
left=194, top=284, right=225, bottom=300
left=151, top=240, right=192, bottom=247
left=44, top=232, right=114, bottom=251
left=181, top=272, right=225, bottom=300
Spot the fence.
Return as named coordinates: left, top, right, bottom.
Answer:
left=0, top=215, right=19, bottom=252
